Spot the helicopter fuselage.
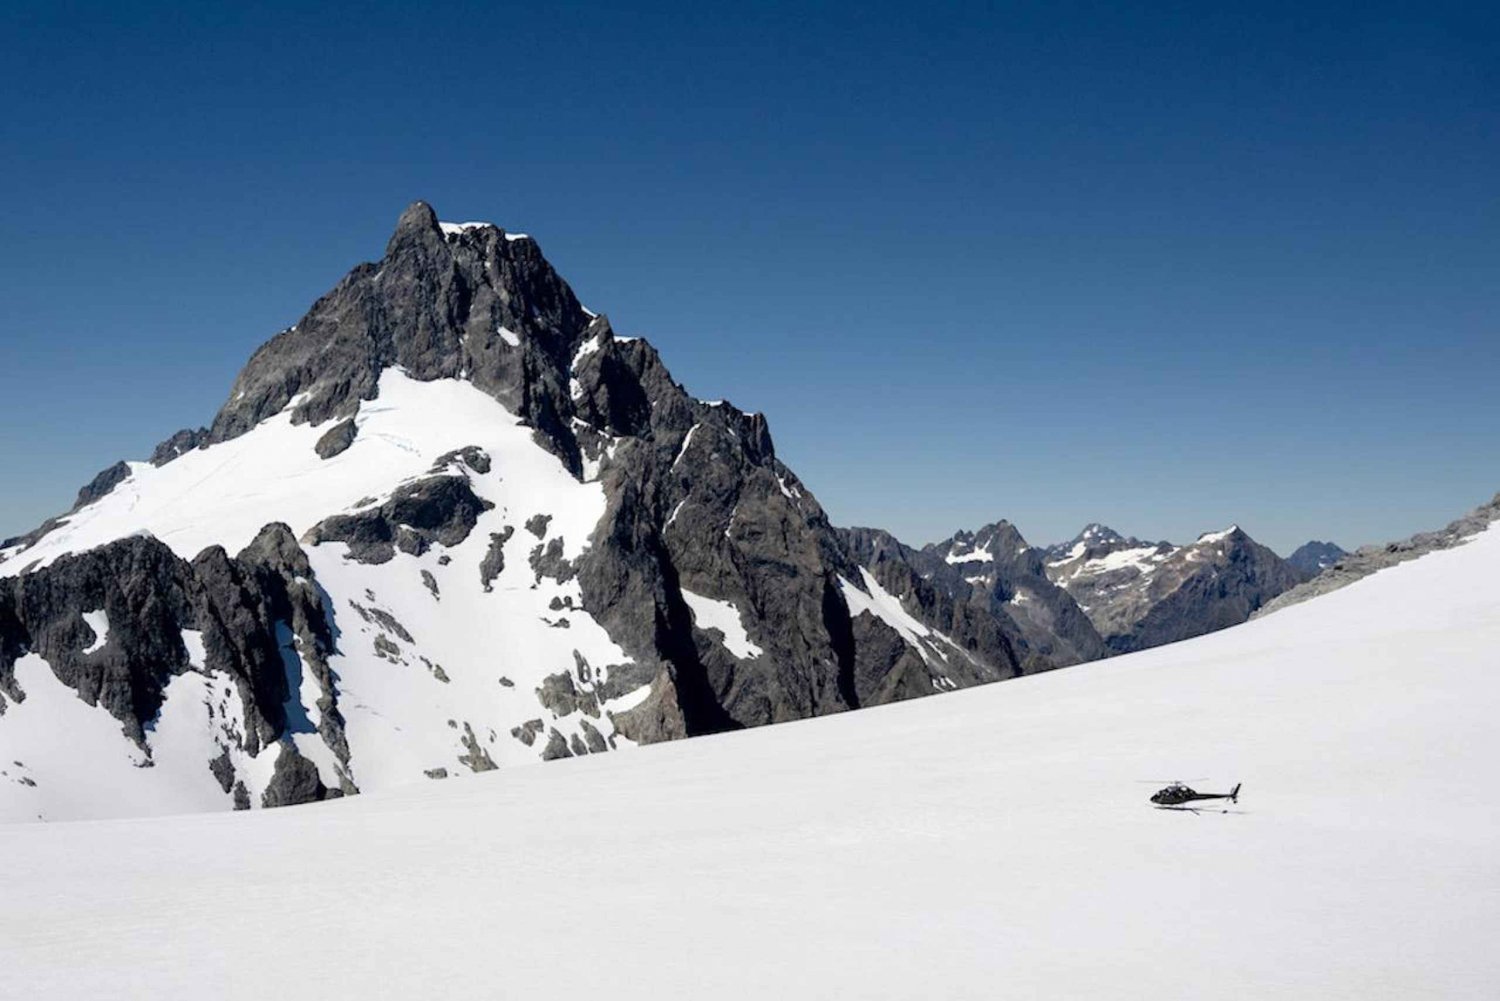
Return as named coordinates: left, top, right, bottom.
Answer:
left=1150, top=782, right=1241, bottom=806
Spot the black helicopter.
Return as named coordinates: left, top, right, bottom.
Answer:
left=1149, top=781, right=1241, bottom=808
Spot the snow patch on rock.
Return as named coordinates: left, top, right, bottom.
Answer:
left=81, top=610, right=109, bottom=654
left=681, top=589, right=763, bottom=660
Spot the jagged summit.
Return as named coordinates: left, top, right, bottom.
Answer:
left=199, top=200, right=597, bottom=461
left=1077, top=522, right=1123, bottom=545
left=388, top=199, right=440, bottom=247
left=1285, top=539, right=1347, bottom=578
left=1044, top=523, right=1140, bottom=562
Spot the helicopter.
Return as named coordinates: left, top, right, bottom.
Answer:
left=1149, top=781, right=1241, bottom=809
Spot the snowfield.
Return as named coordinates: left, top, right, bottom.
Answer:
left=2, top=520, right=1497, bottom=998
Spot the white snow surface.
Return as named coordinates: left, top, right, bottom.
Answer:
left=0, top=369, right=567, bottom=575
left=839, top=568, right=970, bottom=672
left=80, top=610, right=109, bottom=654
left=1064, top=544, right=1167, bottom=579
left=944, top=544, right=992, bottom=564
left=438, top=221, right=493, bottom=235
left=180, top=629, right=206, bottom=669
left=840, top=568, right=935, bottom=650
left=3, top=522, right=1497, bottom=997
left=680, top=589, right=763, bottom=659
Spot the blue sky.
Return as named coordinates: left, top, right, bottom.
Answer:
left=2, top=1, right=1496, bottom=554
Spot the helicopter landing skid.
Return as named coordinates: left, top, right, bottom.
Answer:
left=1152, top=805, right=1246, bottom=815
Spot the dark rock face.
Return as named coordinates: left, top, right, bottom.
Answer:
left=0, top=537, right=194, bottom=741
left=541, top=728, right=572, bottom=760
left=479, top=527, right=514, bottom=591
left=314, top=419, right=358, bottom=459
left=150, top=428, right=208, bottom=467
left=304, top=476, right=493, bottom=563
left=261, top=743, right=330, bottom=808
left=1286, top=540, right=1347, bottom=579
left=609, top=664, right=690, bottom=744
left=0, top=524, right=347, bottom=808
left=209, top=749, right=234, bottom=792
left=204, top=202, right=594, bottom=475
left=458, top=723, right=497, bottom=772
left=431, top=446, right=490, bottom=475
left=73, top=461, right=132, bottom=510
left=537, top=671, right=596, bottom=718
left=529, top=537, right=575, bottom=584
left=510, top=719, right=543, bottom=746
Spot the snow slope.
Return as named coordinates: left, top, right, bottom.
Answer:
left=0, top=369, right=595, bottom=575
left=2, top=522, right=1497, bottom=998
left=0, top=369, right=651, bottom=817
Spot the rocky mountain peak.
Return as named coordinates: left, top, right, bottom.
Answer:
left=1045, top=523, right=1143, bottom=563
left=1079, top=523, right=1123, bottom=545
left=953, top=520, right=1032, bottom=558
left=1285, top=540, right=1347, bottom=579
left=156, top=201, right=600, bottom=470
left=1194, top=525, right=1245, bottom=545
left=384, top=199, right=443, bottom=255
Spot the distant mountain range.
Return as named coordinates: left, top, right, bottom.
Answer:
left=1040, top=523, right=1303, bottom=652
left=0, top=203, right=1366, bottom=820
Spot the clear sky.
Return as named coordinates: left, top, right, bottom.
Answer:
left=2, top=1, right=1496, bottom=555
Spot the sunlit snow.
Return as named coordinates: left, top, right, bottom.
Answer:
left=80, top=610, right=109, bottom=654
left=680, top=589, right=763, bottom=659
left=0, top=370, right=571, bottom=575
left=438, top=221, right=493, bottom=235
left=4, top=521, right=1496, bottom=998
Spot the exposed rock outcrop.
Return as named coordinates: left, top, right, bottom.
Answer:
left=1257, top=494, right=1500, bottom=618
left=0, top=523, right=348, bottom=808
left=314, top=419, right=358, bottom=459
left=1285, top=540, right=1348, bottom=579
left=304, top=476, right=493, bottom=564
